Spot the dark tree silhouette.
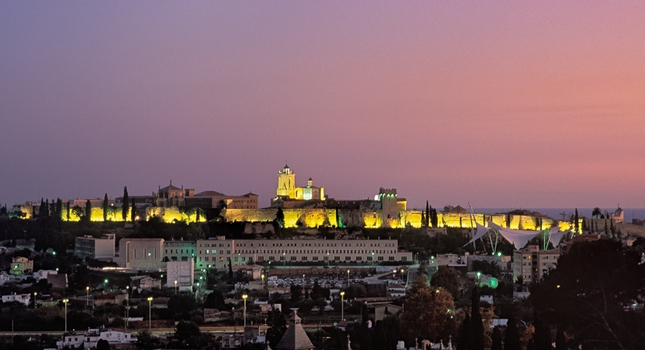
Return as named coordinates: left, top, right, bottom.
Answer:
left=122, top=186, right=129, bottom=221
left=103, top=193, right=109, bottom=221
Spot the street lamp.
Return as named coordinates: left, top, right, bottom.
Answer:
left=242, top=294, right=248, bottom=328
left=174, top=280, right=178, bottom=294
left=86, top=286, right=89, bottom=309
left=147, top=297, right=153, bottom=330
left=125, top=286, right=130, bottom=329
left=371, top=251, right=374, bottom=266
left=347, top=270, right=350, bottom=286
left=62, top=298, right=69, bottom=333
left=340, top=292, right=345, bottom=321
left=327, top=252, right=330, bottom=267
left=283, top=252, right=286, bottom=268
left=261, top=274, right=265, bottom=285
left=33, top=292, right=37, bottom=309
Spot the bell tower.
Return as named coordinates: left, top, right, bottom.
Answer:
left=276, top=164, right=296, bottom=198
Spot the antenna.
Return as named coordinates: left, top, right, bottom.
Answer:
left=559, top=211, right=567, bottom=221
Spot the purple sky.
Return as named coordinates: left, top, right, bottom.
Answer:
left=2, top=1, right=645, bottom=209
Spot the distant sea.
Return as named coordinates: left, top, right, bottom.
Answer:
left=477, top=208, right=645, bottom=222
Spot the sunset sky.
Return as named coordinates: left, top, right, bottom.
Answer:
left=2, top=1, right=644, bottom=209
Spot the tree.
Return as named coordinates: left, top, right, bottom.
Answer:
left=457, top=314, right=475, bottom=350
left=402, top=276, right=456, bottom=342
left=531, top=311, right=551, bottom=350
left=96, top=339, right=110, bottom=350
left=592, top=207, right=602, bottom=219
left=56, top=198, right=63, bottom=220
left=122, top=186, right=129, bottom=221
left=471, top=287, right=484, bottom=350
left=574, top=208, right=579, bottom=233
left=504, top=315, right=522, bottom=350
left=137, top=330, right=162, bottom=349
left=275, top=208, right=285, bottom=228
left=531, top=240, right=645, bottom=349
left=491, top=326, right=502, bottom=350
left=430, top=266, right=461, bottom=300
left=85, top=199, right=92, bottom=222
left=131, top=197, right=137, bottom=222
left=103, top=193, right=109, bottom=221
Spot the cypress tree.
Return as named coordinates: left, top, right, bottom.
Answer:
left=457, top=314, right=475, bottom=350
left=39, top=198, right=46, bottom=218
left=574, top=209, right=579, bottom=233
left=131, top=198, right=137, bottom=222
left=532, top=312, right=551, bottom=350
left=471, top=287, right=484, bottom=350
left=491, top=327, right=502, bottom=350
left=66, top=201, right=71, bottom=221
left=122, top=186, right=129, bottom=221
left=85, top=199, right=92, bottom=222
left=56, top=198, right=63, bottom=220
left=103, top=193, right=109, bottom=222
left=425, top=201, right=430, bottom=228
left=44, top=199, right=50, bottom=217
left=504, top=315, right=521, bottom=350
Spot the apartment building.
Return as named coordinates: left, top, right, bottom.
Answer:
left=75, top=234, right=115, bottom=260
left=513, top=245, right=560, bottom=283
left=116, top=238, right=164, bottom=270
left=195, top=237, right=412, bottom=270
left=163, top=240, right=196, bottom=262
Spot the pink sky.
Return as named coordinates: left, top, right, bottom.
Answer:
left=1, top=1, right=644, bottom=209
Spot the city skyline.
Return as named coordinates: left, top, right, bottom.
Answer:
left=2, top=2, right=645, bottom=209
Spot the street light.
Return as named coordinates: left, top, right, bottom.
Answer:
left=283, top=252, right=286, bottom=268
left=86, top=286, right=89, bottom=309
left=261, top=273, right=265, bottom=285
left=33, top=292, right=37, bottom=309
left=147, top=297, right=153, bottom=330
left=347, top=270, right=350, bottom=286
left=242, top=294, right=248, bottom=328
left=340, top=292, right=345, bottom=321
left=174, top=280, right=178, bottom=294
left=62, top=298, right=69, bottom=333
left=125, top=286, right=130, bottom=330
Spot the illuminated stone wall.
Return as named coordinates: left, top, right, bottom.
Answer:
left=11, top=203, right=579, bottom=232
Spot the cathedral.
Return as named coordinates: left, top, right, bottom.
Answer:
left=274, top=164, right=325, bottom=203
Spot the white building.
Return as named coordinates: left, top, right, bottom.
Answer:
left=167, top=260, right=194, bottom=291
left=2, top=293, right=31, bottom=306
left=75, top=234, right=115, bottom=260
left=56, top=328, right=137, bottom=350
left=33, top=269, right=57, bottom=281
left=195, top=236, right=412, bottom=270
left=116, top=238, right=164, bottom=270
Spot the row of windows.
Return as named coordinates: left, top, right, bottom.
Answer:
left=197, top=249, right=396, bottom=255
left=197, top=255, right=400, bottom=262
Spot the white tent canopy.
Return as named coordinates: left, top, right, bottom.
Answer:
left=467, top=221, right=568, bottom=250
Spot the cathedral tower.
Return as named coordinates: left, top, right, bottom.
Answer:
left=277, top=164, right=296, bottom=198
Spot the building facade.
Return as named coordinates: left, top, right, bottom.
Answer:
left=163, top=240, right=196, bottom=262
left=195, top=237, right=412, bottom=270
left=167, top=260, right=195, bottom=291
left=116, top=238, right=164, bottom=270
left=513, top=245, right=560, bottom=283
left=75, top=234, right=115, bottom=260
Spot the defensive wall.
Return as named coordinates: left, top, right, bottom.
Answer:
left=12, top=204, right=577, bottom=231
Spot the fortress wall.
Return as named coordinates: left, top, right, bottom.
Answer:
left=12, top=204, right=578, bottom=231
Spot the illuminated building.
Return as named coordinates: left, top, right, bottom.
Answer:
left=195, top=236, right=412, bottom=270
left=10, top=257, right=33, bottom=275
left=512, top=245, right=560, bottom=283
left=185, top=190, right=258, bottom=209
left=274, top=164, right=325, bottom=203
